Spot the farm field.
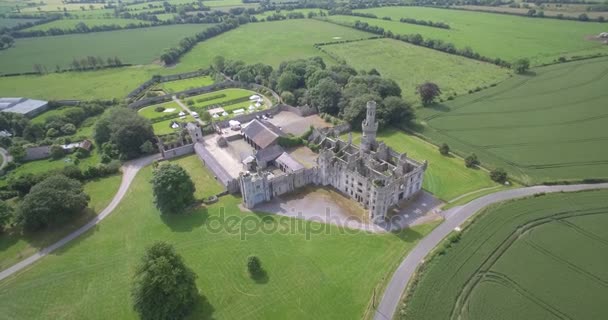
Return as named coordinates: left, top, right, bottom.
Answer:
left=0, top=174, right=122, bottom=272
left=23, top=18, right=150, bottom=31
left=156, top=75, right=215, bottom=93
left=171, top=19, right=374, bottom=72
left=402, top=189, right=608, bottom=320
left=0, top=164, right=439, bottom=319
left=416, top=56, right=608, bottom=184
left=453, top=5, right=608, bottom=20
left=343, top=128, right=497, bottom=201
left=0, top=24, right=212, bottom=74
left=322, top=38, right=510, bottom=103
left=0, top=18, right=38, bottom=28
left=324, top=6, right=607, bottom=65
left=0, top=66, right=160, bottom=100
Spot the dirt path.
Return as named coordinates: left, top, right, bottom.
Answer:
left=0, top=154, right=160, bottom=282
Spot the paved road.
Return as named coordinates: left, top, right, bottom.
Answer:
left=172, top=95, right=205, bottom=126
left=0, top=147, right=12, bottom=170
left=374, top=182, right=608, bottom=320
left=0, top=154, right=160, bottom=282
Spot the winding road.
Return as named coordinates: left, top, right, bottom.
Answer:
left=0, top=154, right=160, bottom=282
left=373, top=182, right=608, bottom=320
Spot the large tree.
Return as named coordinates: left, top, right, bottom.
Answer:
left=307, top=78, right=342, bottom=114
left=0, top=200, right=13, bottom=231
left=152, top=163, right=196, bottom=214
left=131, top=242, right=199, bottom=320
left=379, top=96, right=414, bottom=128
left=16, top=175, right=89, bottom=231
left=416, top=82, right=442, bottom=106
left=94, top=107, right=155, bottom=160
left=512, top=58, right=530, bottom=74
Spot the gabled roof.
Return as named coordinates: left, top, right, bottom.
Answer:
left=254, top=144, right=284, bottom=163
left=275, top=152, right=304, bottom=172
left=242, top=119, right=285, bottom=149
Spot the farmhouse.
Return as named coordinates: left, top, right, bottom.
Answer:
left=0, top=97, right=49, bottom=117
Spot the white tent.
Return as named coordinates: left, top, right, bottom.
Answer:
left=170, top=122, right=180, bottom=129
left=248, top=105, right=255, bottom=111
left=249, top=94, right=261, bottom=100
left=222, top=111, right=229, bottom=116
left=233, top=109, right=245, bottom=115
left=178, top=111, right=186, bottom=116
left=255, top=102, right=261, bottom=108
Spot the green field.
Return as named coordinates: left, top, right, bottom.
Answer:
left=170, top=155, right=224, bottom=199
left=157, top=75, right=215, bottom=93
left=171, top=19, right=373, bottom=72
left=0, top=18, right=38, bottom=28
left=0, top=163, right=438, bottom=319
left=138, top=101, right=182, bottom=120
left=0, top=66, right=160, bottom=100
left=415, top=57, right=608, bottom=184
left=323, top=6, right=608, bottom=65
left=322, top=38, right=510, bottom=103
left=343, top=128, right=497, bottom=201
left=0, top=174, right=122, bottom=271
left=402, top=189, right=608, bottom=320
left=0, top=24, right=213, bottom=74
left=23, top=18, right=150, bottom=31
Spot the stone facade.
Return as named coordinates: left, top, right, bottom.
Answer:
left=239, top=101, right=427, bottom=223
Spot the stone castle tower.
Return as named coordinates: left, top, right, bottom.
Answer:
left=360, top=101, right=378, bottom=153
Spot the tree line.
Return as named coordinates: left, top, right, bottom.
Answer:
left=30, top=55, right=124, bottom=75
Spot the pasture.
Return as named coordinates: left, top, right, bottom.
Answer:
left=322, top=38, right=510, bottom=103
left=343, top=129, right=497, bottom=201
left=23, top=18, right=150, bottom=31
left=402, top=189, right=608, bottom=320
left=156, top=75, right=215, bottom=93
left=171, top=19, right=374, bottom=72
left=324, top=6, right=608, bottom=65
left=416, top=56, right=608, bottom=184
left=0, top=24, right=212, bottom=74
left=0, top=162, right=438, bottom=319
left=0, top=174, right=122, bottom=272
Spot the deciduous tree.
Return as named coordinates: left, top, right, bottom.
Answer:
left=416, top=82, right=442, bottom=106
left=152, top=164, right=195, bottom=214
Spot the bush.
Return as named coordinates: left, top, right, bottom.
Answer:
left=490, top=168, right=508, bottom=183
left=464, top=153, right=480, bottom=168
left=154, top=106, right=165, bottom=112
left=247, top=255, right=262, bottom=276
left=439, top=143, right=450, bottom=156
left=50, top=144, right=65, bottom=160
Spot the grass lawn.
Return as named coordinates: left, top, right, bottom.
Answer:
left=157, top=75, right=215, bottom=93
left=416, top=56, right=608, bottom=184
left=343, top=128, right=496, bottom=201
left=401, top=189, right=608, bottom=320
left=0, top=24, right=214, bottom=74
left=322, top=38, right=510, bottom=104
left=138, top=101, right=182, bottom=120
left=0, top=173, right=122, bottom=272
left=30, top=106, right=80, bottom=124
left=0, top=165, right=439, bottom=319
left=186, top=88, right=264, bottom=115
left=324, top=6, right=608, bottom=66
left=23, top=18, right=150, bottom=31
left=168, top=154, right=224, bottom=200
left=170, top=19, right=373, bottom=72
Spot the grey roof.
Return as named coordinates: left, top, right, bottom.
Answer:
left=242, top=119, right=284, bottom=149
left=0, top=97, right=48, bottom=115
left=254, top=144, right=284, bottom=163
left=275, top=152, right=304, bottom=172
left=24, top=146, right=52, bottom=161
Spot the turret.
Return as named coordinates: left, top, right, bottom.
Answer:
left=360, top=101, right=378, bottom=153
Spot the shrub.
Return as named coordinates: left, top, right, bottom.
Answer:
left=154, top=106, right=165, bottom=112
left=465, top=153, right=480, bottom=168
left=490, top=168, right=508, bottom=183
left=439, top=143, right=450, bottom=156
left=247, top=255, right=262, bottom=276
left=50, top=145, right=65, bottom=160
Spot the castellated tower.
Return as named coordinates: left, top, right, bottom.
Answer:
left=360, top=101, right=378, bottom=153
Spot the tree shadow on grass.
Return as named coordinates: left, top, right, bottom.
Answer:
left=390, top=227, right=424, bottom=243
left=161, top=206, right=209, bottom=232
left=188, top=293, right=216, bottom=320
left=250, top=269, right=269, bottom=285
left=424, top=103, right=451, bottom=113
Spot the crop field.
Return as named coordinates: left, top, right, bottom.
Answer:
left=23, top=18, right=150, bottom=31
left=322, top=38, right=510, bottom=103
left=402, top=189, right=608, bottom=320
left=171, top=19, right=374, bottom=72
left=343, top=129, right=496, bottom=201
left=0, top=164, right=439, bottom=319
left=0, top=24, right=212, bottom=74
left=156, top=75, right=215, bottom=93
left=415, top=56, right=608, bottom=184
left=0, top=174, right=122, bottom=272
left=323, top=6, right=607, bottom=65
